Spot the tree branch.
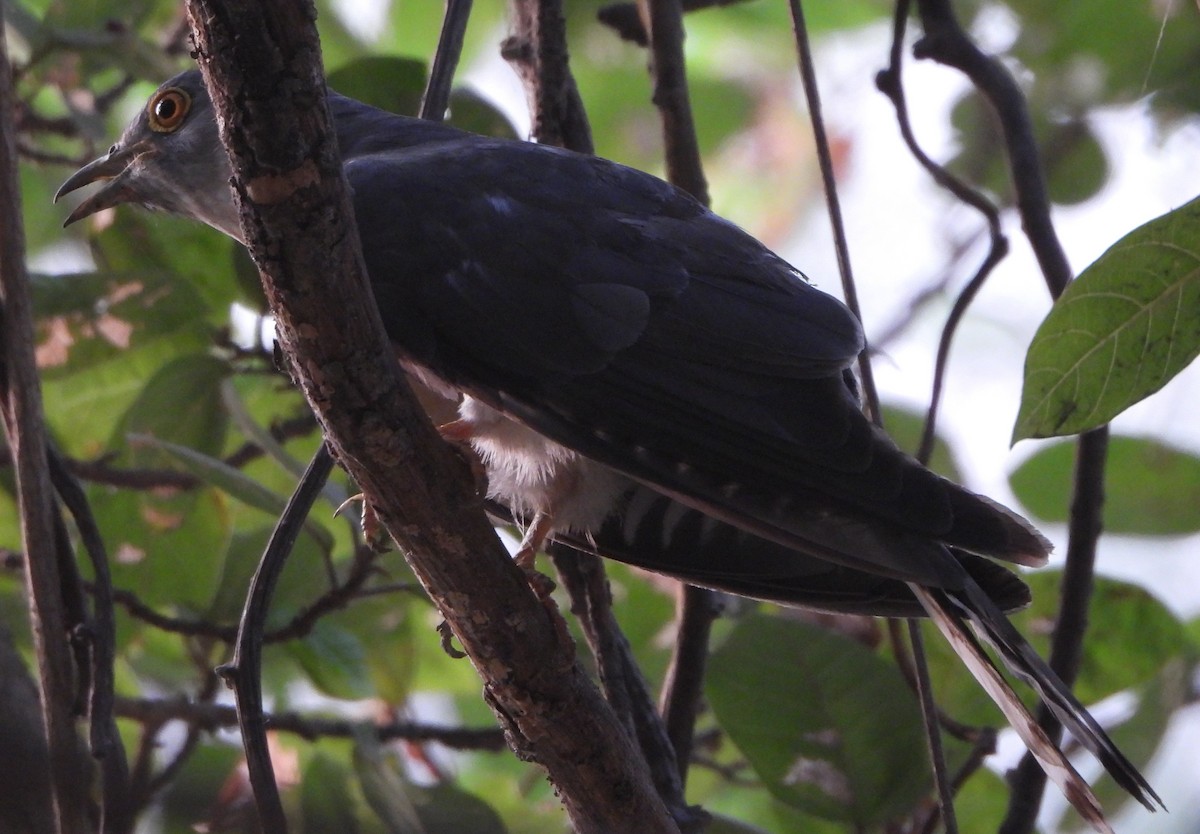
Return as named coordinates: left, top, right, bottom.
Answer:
left=114, top=695, right=507, bottom=750
left=182, top=2, right=679, bottom=830
left=638, top=0, right=709, bottom=203
left=0, top=11, right=92, bottom=832
left=501, top=0, right=595, bottom=152
left=420, top=0, right=473, bottom=122
left=909, top=4, right=1108, bottom=831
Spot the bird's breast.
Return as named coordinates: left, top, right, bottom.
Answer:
left=458, top=396, right=632, bottom=534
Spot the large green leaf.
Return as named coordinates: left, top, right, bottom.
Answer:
left=300, top=751, right=361, bottom=834
left=1010, top=435, right=1200, bottom=535
left=1019, top=573, right=1190, bottom=705
left=354, top=735, right=509, bottom=834
left=288, top=620, right=372, bottom=700
left=328, top=56, right=426, bottom=116
left=87, top=211, right=247, bottom=316
left=1014, top=197, right=1200, bottom=440
left=32, top=269, right=212, bottom=378
left=1003, top=0, right=1200, bottom=116
left=134, top=433, right=336, bottom=553
left=112, top=354, right=230, bottom=463
left=99, top=486, right=233, bottom=613
left=707, top=613, right=929, bottom=825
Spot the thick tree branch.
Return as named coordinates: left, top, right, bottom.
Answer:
left=182, top=2, right=679, bottom=831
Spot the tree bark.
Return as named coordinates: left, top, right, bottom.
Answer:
left=182, top=1, right=680, bottom=831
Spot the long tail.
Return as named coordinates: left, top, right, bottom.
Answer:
left=909, top=580, right=1163, bottom=833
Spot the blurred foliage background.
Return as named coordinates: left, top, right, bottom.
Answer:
left=4, top=0, right=1200, bottom=832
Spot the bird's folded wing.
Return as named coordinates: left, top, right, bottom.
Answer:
left=345, top=138, right=1048, bottom=583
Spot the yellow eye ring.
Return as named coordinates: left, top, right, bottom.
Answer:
left=146, top=88, right=191, bottom=133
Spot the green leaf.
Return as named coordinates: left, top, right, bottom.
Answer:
left=1014, top=197, right=1200, bottom=440
left=32, top=269, right=212, bottom=379
left=114, top=355, right=230, bottom=463
left=328, top=56, right=427, bottom=116
left=707, top=613, right=929, bottom=824
left=353, top=735, right=509, bottom=834
left=1010, top=435, right=1200, bottom=535
left=920, top=571, right=1188, bottom=727
left=134, top=433, right=335, bottom=554
left=288, top=620, right=372, bottom=700
left=158, top=742, right=244, bottom=831
left=87, top=211, right=247, bottom=316
left=951, top=768, right=1011, bottom=834
left=1017, top=572, right=1190, bottom=705
left=301, top=752, right=360, bottom=834
left=206, top=527, right=334, bottom=629
left=98, top=485, right=232, bottom=614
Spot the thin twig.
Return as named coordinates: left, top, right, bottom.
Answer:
left=658, top=584, right=721, bottom=787
left=999, top=427, right=1108, bottom=834
left=47, top=448, right=133, bottom=833
left=114, top=694, right=508, bottom=750
left=218, top=443, right=336, bottom=834
left=885, top=619, right=983, bottom=743
left=420, top=0, right=473, bottom=122
left=787, top=0, right=881, bottom=422
left=501, top=0, right=594, bottom=152
left=98, top=547, right=407, bottom=643
left=907, top=619, right=959, bottom=834
left=916, top=727, right=998, bottom=834
left=597, top=0, right=752, bottom=45
left=874, top=0, right=1009, bottom=463
left=911, top=0, right=1070, bottom=297
left=638, top=0, right=709, bottom=203
left=910, top=4, right=1107, bottom=831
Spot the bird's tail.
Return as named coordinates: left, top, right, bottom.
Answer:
left=909, top=580, right=1163, bottom=834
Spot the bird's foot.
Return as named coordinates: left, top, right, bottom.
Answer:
left=335, top=493, right=390, bottom=552
left=438, top=418, right=474, bottom=442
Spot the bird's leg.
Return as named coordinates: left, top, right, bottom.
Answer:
left=515, top=510, right=555, bottom=570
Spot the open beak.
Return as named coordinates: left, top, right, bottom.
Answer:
left=55, top=141, right=150, bottom=227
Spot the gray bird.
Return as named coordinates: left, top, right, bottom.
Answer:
left=58, top=70, right=1159, bottom=828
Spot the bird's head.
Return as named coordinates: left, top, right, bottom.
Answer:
left=56, top=70, right=242, bottom=241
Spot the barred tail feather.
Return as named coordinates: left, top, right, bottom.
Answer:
left=910, top=582, right=1163, bottom=833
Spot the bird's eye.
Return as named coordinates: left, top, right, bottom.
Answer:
left=147, top=88, right=191, bottom=133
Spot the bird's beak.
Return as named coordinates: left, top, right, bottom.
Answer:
left=55, top=141, right=151, bottom=227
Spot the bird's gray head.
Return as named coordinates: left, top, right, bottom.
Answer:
left=56, top=70, right=242, bottom=241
